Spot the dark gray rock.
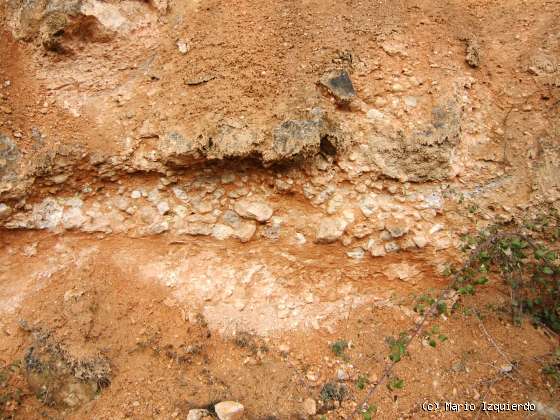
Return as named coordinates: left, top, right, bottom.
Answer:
left=319, top=69, right=356, bottom=105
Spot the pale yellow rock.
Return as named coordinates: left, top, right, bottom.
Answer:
left=215, top=401, right=245, bottom=420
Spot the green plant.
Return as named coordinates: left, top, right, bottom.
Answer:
left=450, top=208, right=560, bottom=331
left=414, top=292, right=449, bottom=316
left=356, top=374, right=368, bottom=390
left=386, top=333, right=409, bottom=362
left=362, top=404, right=377, bottom=419
left=0, top=362, right=24, bottom=419
left=320, top=382, right=347, bottom=402
left=423, top=325, right=447, bottom=348
left=542, top=348, right=560, bottom=385
left=330, top=340, right=349, bottom=358
left=387, top=377, right=404, bottom=390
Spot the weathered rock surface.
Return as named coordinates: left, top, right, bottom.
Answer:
left=367, top=101, right=462, bottom=182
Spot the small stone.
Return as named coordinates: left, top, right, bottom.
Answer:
left=429, top=223, right=444, bottom=234
left=350, top=222, right=372, bottom=239
left=278, top=344, right=290, bottom=354
left=275, top=178, right=292, bottom=191
left=177, top=40, right=189, bottom=54
left=214, top=401, right=244, bottom=420
left=157, top=201, right=170, bottom=215
left=380, top=230, right=392, bottom=241
left=499, top=364, right=513, bottom=374
left=62, top=207, right=87, bottom=229
left=384, top=241, right=400, bottom=253
left=227, top=187, right=249, bottom=199
left=183, top=222, right=213, bottom=236
left=384, top=216, right=409, bottom=238
left=261, top=216, right=282, bottom=240
left=359, top=194, right=377, bottom=217
left=147, top=221, right=169, bottom=235
left=172, top=186, right=188, bottom=201
left=131, top=190, right=142, bottom=199
left=346, top=248, right=365, bottom=259
left=381, top=41, right=408, bottom=57
left=374, top=97, right=388, bottom=108
left=22, top=242, right=38, bottom=257
left=223, top=211, right=257, bottom=242
left=315, top=218, right=347, bottom=244
left=295, top=232, right=306, bottom=245
left=192, top=199, right=213, bottom=214
left=337, top=368, right=349, bottom=381
left=366, top=108, right=385, bottom=120
left=404, top=96, right=418, bottom=108
left=391, top=83, right=406, bottom=93
left=326, top=194, right=344, bottom=215
left=186, top=409, right=211, bottom=420
left=319, top=69, right=356, bottom=105
left=234, top=199, right=273, bottom=222
left=113, top=197, right=129, bottom=211
left=0, top=203, right=12, bottom=220
left=212, top=224, right=234, bottom=240
left=303, top=398, right=317, bottom=416
left=51, top=174, right=69, bottom=184
left=367, top=239, right=386, bottom=257
left=412, top=235, right=428, bottom=248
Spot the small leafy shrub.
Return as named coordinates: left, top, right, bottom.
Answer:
left=356, top=374, right=368, bottom=390
left=362, top=404, right=377, bottom=419
left=413, top=293, right=448, bottom=316
left=386, top=333, right=409, bottom=362
left=330, top=340, right=349, bottom=358
left=387, top=377, right=404, bottom=390
left=0, top=362, right=25, bottom=419
left=542, top=348, right=560, bottom=385
left=320, top=382, right=347, bottom=402
left=423, top=325, right=448, bottom=348
left=449, top=207, right=560, bottom=331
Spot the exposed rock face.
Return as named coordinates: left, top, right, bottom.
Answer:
left=132, top=114, right=348, bottom=172
left=268, top=119, right=324, bottom=161
left=8, top=0, right=118, bottom=52
left=367, top=101, right=462, bottom=182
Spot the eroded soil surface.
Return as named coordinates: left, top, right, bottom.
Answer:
left=1, top=0, right=559, bottom=418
